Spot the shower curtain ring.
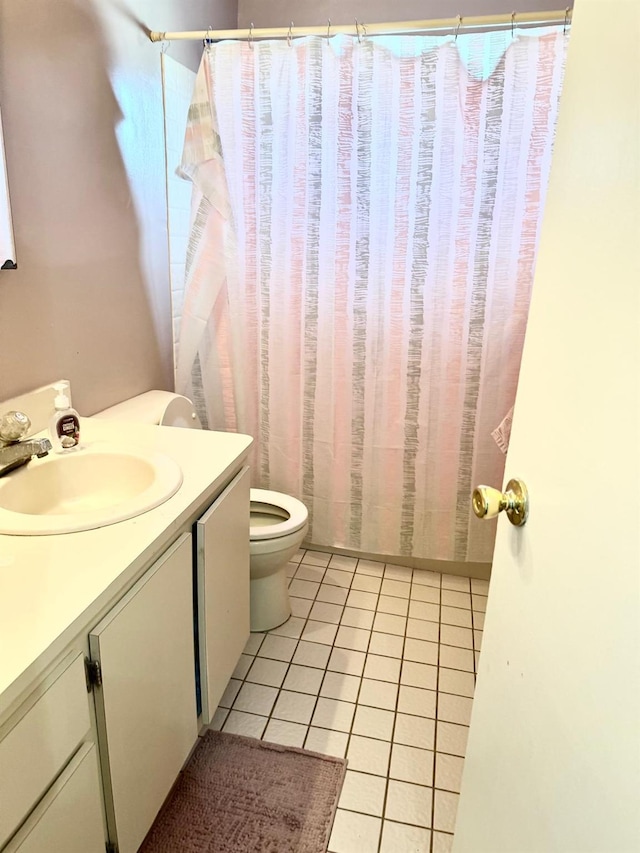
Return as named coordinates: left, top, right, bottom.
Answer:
left=511, top=11, right=516, bottom=37
left=248, top=22, right=254, bottom=49
left=204, top=24, right=212, bottom=48
left=563, top=6, right=570, bottom=34
left=355, top=19, right=361, bottom=43
left=454, top=14, right=462, bottom=41
left=327, top=18, right=331, bottom=39
left=287, top=21, right=293, bottom=47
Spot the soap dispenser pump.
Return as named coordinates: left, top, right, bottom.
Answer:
left=49, top=382, right=80, bottom=451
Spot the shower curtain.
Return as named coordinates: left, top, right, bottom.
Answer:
left=176, top=29, right=566, bottom=563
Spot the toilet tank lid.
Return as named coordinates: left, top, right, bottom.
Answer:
left=94, top=391, right=202, bottom=429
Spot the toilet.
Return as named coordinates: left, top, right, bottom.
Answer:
left=94, top=391, right=308, bottom=631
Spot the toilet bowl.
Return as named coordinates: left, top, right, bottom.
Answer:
left=95, top=391, right=308, bottom=631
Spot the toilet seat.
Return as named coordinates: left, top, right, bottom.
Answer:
left=250, top=489, right=308, bottom=541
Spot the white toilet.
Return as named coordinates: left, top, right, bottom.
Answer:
left=95, top=391, right=308, bottom=631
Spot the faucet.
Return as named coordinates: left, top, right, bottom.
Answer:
left=0, top=411, right=52, bottom=477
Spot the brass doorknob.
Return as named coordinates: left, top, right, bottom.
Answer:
left=472, top=478, right=529, bottom=527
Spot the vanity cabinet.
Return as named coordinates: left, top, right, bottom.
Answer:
left=89, top=532, right=197, bottom=853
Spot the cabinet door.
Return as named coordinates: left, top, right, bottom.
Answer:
left=197, top=466, right=250, bottom=723
left=89, top=533, right=197, bottom=853
left=4, top=743, right=105, bottom=853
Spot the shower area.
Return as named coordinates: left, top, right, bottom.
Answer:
left=162, top=15, right=566, bottom=575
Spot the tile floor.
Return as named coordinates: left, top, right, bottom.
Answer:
left=211, top=549, right=489, bottom=853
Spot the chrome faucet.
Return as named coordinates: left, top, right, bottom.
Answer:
left=0, top=411, right=52, bottom=477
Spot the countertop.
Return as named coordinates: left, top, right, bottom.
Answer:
left=0, top=417, right=252, bottom=717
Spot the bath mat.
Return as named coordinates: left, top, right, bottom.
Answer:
left=139, top=730, right=347, bottom=853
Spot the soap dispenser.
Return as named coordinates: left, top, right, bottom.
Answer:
left=49, top=382, right=80, bottom=451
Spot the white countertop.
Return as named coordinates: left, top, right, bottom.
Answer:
left=0, top=418, right=252, bottom=717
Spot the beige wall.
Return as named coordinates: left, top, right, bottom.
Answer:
left=239, top=0, right=571, bottom=28
left=0, top=0, right=236, bottom=416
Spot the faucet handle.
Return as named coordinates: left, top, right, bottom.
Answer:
left=0, top=411, right=31, bottom=443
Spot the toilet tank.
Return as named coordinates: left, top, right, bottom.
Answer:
left=94, top=391, right=203, bottom=430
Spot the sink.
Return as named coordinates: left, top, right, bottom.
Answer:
left=0, top=442, right=183, bottom=535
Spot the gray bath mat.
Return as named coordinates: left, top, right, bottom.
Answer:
left=139, top=730, right=347, bottom=852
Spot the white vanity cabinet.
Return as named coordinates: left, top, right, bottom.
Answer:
left=89, top=532, right=198, bottom=853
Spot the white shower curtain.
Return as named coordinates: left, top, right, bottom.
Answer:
left=176, top=30, right=566, bottom=563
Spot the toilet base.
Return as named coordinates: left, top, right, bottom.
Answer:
left=250, top=567, right=291, bottom=632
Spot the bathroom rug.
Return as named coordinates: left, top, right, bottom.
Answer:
left=139, top=729, right=347, bottom=852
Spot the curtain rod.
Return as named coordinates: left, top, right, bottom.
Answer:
left=149, top=9, right=571, bottom=43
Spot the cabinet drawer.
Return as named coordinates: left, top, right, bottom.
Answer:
left=3, top=743, right=105, bottom=853
left=0, top=653, right=90, bottom=848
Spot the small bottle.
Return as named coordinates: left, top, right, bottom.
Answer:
left=49, top=382, right=80, bottom=452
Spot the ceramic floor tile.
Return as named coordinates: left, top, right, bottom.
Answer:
left=433, top=789, right=459, bottom=833
left=380, top=820, right=431, bottom=853
left=410, top=584, right=441, bottom=604
left=441, top=590, right=471, bottom=610
left=243, top=633, right=265, bottom=655
left=316, top=584, right=349, bottom=605
left=324, top=568, right=354, bottom=589
left=311, top=697, right=356, bottom=732
left=412, top=569, right=442, bottom=588
left=368, top=632, right=404, bottom=659
left=380, top=578, right=411, bottom=599
left=409, top=600, right=440, bottom=623
left=385, top=780, right=432, bottom=828
left=438, top=668, right=475, bottom=698
left=471, top=578, right=490, bottom=595
left=335, top=625, right=371, bottom=652
left=436, top=721, right=469, bottom=757
left=305, top=726, right=349, bottom=758
left=346, top=589, right=379, bottom=611
left=372, top=612, right=407, bottom=636
left=272, top=689, right=317, bottom=724
left=439, top=644, right=474, bottom=673
left=436, top=693, right=473, bottom=726
left=210, top=707, right=228, bottom=731
left=471, top=594, right=488, bottom=613
left=329, top=554, right=358, bottom=571
left=357, top=678, right=399, bottom=711
left=320, top=671, right=361, bottom=703
left=233, top=682, right=278, bottom=716
left=282, top=664, right=324, bottom=695
left=303, top=550, right=332, bottom=567
left=401, top=660, right=438, bottom=691
left=384, top=563, right=414, bottom=582
left=338, top=770, right=387, bottom=816
left=356, top=559, right=385, bottom=577
left=376, top=595, right=410, bottom=616
left=288, top=578, right=321, bottom=600
left=290, top=596, right=313, bottom=619
left=440, top=606, right=472, bottom=629
left=258, top=634, right=298, bottom=662
left=231, top=654, right=253, bottom=680
left=397, top=685, right=436, bottom=719
left=218, top=678, right=242, bottom=709
left=270, top=615, right=306, bottom=639
left=475, top=650, right=481, bottom=671
left=440, top=624, right=473, bottom=649
left=340, top=607, right=375, bottom=630
left=222, top=710, right=268, bottom=738
left=292, top=640, right=332, bottom=669
left=407, top=618, right=440, bottom=643
left=263, top=718, right=307, bottom=748
left=404, top=638, right=439, bottom=665
left=328, top=647, right=367, bottom=677
left=301, top=620, right=339, bottom=646
left=245, top=657, right=289, bottom=688
left=394, top=713, right=436, bottom=750
left=295, top=564, right=327, bottom=583
left=441, top=574, right=471, bottom=593
left=363, top=653, right=402, bottom=683
left=473, top=611, right=486, bottom=630
left=309, top=601, right=344, bottom=625
left=328, top=809, right=381, bottom=853
left=474, top=630, right=483, bottom=650
left=432, top=831, right=455, bottom=853
left=286, top=562, right=298, bottom=579
left=352, top=705, right=395, bottom=741
left=351, top=574, right=383, bottom=594
left=291, top=549, right=306, bottom=563
left=435, top=752, right=465, bottom=793
left=389, top=743, right=434, bottom=786
left=347, top=735, right=391, bottom=776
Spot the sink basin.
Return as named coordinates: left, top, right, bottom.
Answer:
left=0, top=443, right=183, bottom=535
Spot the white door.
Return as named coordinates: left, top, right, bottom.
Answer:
left=454, top=3, right=640, bottom=852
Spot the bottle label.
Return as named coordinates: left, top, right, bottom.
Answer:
left=57, top=415, right=80, bottom=448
